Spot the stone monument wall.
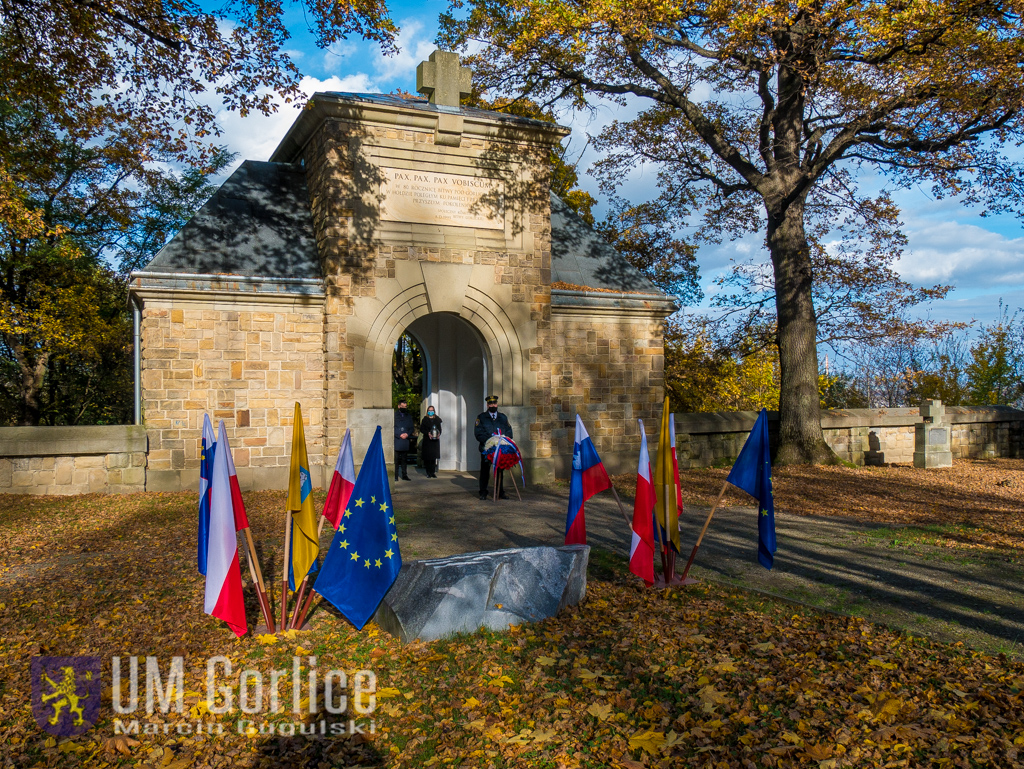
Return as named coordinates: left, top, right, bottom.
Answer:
left=671, top=406, right=1024, bottom=468
left=548, top=311, right=666, bottom=476
left=138, top=295, right=327, bottom=491
left=0, top=426, right=147, bottom=495
left=299, top=107, right=560, bottom=477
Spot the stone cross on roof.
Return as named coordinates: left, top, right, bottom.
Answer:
left=416, top=51, right=472, bottom=109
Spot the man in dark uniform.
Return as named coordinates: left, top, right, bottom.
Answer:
left=474, top=395, right=513, bottom=500
left=393, top=399, right=415, bottom=481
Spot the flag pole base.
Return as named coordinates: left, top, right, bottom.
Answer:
left=652, top=573, right=699, bottom=589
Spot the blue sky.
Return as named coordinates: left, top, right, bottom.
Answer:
left=211, top=1, right=1024, bottom=328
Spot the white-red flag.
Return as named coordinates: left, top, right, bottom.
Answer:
left=670, top=413, right=684, bottom=516
left=629, top=419, right=656, bottom=586
left=322, top=428, right=356, bottom=529
left=204, top=420, right=248, bottom=637
left=221, top=428, right=250, bottom=531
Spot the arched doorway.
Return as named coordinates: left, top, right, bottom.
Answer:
left=403, top=313, right=487, bottom=472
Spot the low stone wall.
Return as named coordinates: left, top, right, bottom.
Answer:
left=0, top=426, right=148, bottom=495
left=674, top=406, right=1024, bottom=468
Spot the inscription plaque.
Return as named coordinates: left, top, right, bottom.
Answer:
left=380, top=168, right=505, bottom=230
left=928, top=427, right=947, bottom=446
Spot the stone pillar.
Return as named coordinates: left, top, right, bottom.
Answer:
left=914, top=399, right=953, bottom=468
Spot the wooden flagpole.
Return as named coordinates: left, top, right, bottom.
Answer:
left=294, top=589, right=321, bottom=631
left=678, top=480, right=729, bottom=583
left=280, top=514, right=292, bottom=632
left=289, top=515, right=329, bottom=630
left=607, top=485, right=634, bottom=531
left=242, top=528, right=275, bottom=632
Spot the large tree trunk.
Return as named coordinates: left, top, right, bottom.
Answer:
left=15, top=348, right=47, bottom=426
left=767, top=199, right=835, bottom=465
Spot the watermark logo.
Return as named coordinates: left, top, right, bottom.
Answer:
left=111, top=656, right=377, bottom=737
left=32, top=656, right=101, bottom=737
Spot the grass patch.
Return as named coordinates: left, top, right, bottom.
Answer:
left=856, top=522, right=993, bottom=550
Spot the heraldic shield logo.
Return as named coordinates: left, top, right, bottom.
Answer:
left=31, top=656, right=101, bottom=736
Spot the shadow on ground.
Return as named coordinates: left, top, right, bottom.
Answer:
left=391, top=470, right=1024, bottom=658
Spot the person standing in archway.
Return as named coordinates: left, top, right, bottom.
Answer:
left=419, top=405, right=443, bottom=479
left=475, top=395, right=513, bottom=500
left=394, top=399, right=414, bottom=481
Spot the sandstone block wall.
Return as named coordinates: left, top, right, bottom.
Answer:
left=301, top=112, right=559, bottom=476
left=548, top=312, right=666, bottom=476
left=950, top=421, right=1021, bottom=459
left=673, top=407, right=1024, bottom=468
left=0, top=426, right=147, bottom=495
left=138, top=297, right=327, bottom=491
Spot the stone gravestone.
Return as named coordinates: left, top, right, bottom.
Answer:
left=374, top=545, right=589, bottom=642
left=914, top=399, right=953, bottom=468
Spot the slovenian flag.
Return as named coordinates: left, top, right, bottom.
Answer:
left=564, top=415, right=611, bottom=546
left=322, top=428, right=356, bottom=530
left=204, top=420, right=248, bottom=637
left=198, top=414, right=216, bottom=575
left=629, top=419, right=656, bottom=586
left=220, top=428, right=250, bottom=531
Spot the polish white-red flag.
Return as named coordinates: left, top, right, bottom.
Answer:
left=670, top=412, right=684, bottom=516
left=629, top=419, right=656, bottom=586
left=322, top=428, right=356, bottom=529
left=204, top=420, right=248, bottom=637
left=221, top=428, right=250, bottom=531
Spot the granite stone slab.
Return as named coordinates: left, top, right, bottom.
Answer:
left=373, top=545, right=589, bottom=642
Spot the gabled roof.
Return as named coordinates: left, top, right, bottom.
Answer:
left=139, top=159, right=674, bottom=311
left=549, top=193, right=666, bottom=295
left=143, top=160, right=320, bottom=279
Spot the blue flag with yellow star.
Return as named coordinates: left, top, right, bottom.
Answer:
left=726, top=408, right=777, bottom=570
left=314, top=425, right=402, bottom=629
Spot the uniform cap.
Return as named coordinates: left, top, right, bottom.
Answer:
left=485, top=395, right=498, bottom=405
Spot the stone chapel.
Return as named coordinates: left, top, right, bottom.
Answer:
left=130, top=52, right=677, bottom=491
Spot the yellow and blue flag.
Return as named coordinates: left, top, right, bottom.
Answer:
left=287, top=402, right=319, bottom=589
left=314, top=425, right=402, bottom=629
left=726, top=408, right=777, bottom=570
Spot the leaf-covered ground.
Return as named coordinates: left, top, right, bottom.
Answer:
left=0, top=475, right=1022, bottom=767
left=614, top=458, right=1024, bottom=552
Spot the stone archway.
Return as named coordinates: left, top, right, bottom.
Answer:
left=405, top=313, right=487, bottom=472
left=340, top=260, right=534, bottom=469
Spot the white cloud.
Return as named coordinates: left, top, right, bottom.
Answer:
left=211, top=13, right=440, bottom=168
left=213, top=72, right=379, bottom=166
left=897, top=219, right=1024, bottom=290
left=370, top=18, right=437, bottom=87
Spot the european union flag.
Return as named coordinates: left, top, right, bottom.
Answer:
left=726, top=408, right=777, bottom=570
left=314, top=426, right=402, bottom=629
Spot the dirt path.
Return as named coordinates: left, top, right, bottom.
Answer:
left=391, top=468, right=1024, bottom=659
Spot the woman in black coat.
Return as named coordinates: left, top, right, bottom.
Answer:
left=419, top=406, right=443, bottom=478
